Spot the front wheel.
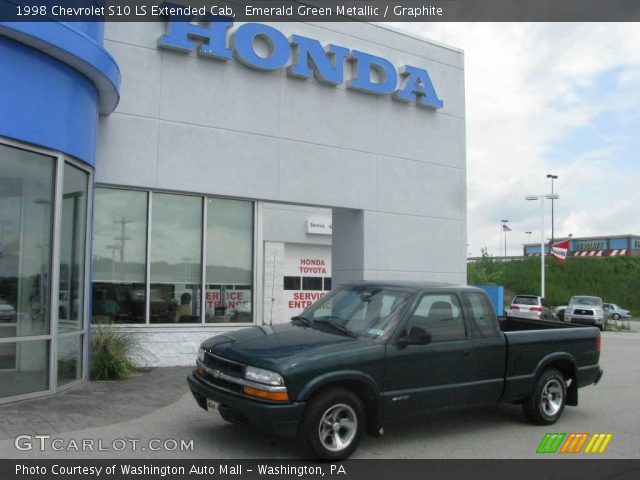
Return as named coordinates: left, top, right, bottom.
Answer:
left=299, top=387, right=365, bottom=460
left=612, top=313, right=621, bottom=320
left=522, top=368, right=567, bottom=425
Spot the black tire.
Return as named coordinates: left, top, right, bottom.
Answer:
left=299, top=387, right=366, bottom=460
left=612, top=313, right=621, bottom=320
left=522, top=368, right=567, bottom=425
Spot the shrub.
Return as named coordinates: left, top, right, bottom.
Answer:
left=91, top=323, right=139, bottom=380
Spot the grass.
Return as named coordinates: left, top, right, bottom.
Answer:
left=91, top=323, right=140, bottom=380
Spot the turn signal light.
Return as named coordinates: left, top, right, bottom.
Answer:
left=196, top=367, right=205, bottom=376
left=596, top=335, right=601, bottom=352
left=243, top=386, right=289, bottom=402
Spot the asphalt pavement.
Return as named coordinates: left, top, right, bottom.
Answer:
left=0, top=332, right=638, bottom=459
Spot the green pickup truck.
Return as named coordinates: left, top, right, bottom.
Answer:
left=187, top=282, right=603, bottom=459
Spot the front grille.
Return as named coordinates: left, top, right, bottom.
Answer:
left=203, top=351, right=245, bottom=378
left=573, top=309, right=594, bottom=316
left=199, top=369, right=244, bottom=394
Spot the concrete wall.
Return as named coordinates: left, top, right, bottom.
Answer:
left=97, top=21, right=466, bottom=365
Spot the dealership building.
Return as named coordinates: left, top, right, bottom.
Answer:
left=524, top=235, right=640, bottom=257
left=0, top=19, right=466, bottom=403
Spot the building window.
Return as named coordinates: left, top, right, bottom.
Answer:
left=323, top=277, right=332, bottom=291
left=302, top=277, right=323, bottom=291
left=284, top=276, right=301, bottom=290
left=205, top=198, right=253, bottom=323
left=92, top=188, right=254, bottom=325
left=92, top=188, right=148, bottom=323
left=150, top=193, right=202, bottom=324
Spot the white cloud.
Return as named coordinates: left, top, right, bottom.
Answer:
left=389, top=22, right=640, bottom=256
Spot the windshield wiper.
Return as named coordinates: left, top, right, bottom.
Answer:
left=291, top=315, right=313, bottom=327
left=312, top=318, right=357, bottom=338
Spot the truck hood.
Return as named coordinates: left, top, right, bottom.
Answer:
left=201, top=323, right=361, bottom=370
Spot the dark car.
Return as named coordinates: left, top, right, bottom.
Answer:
left=188, top=282, right=603, bottom=459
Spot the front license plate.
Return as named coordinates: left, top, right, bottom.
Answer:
left=207, top=399, right=220, bottom=416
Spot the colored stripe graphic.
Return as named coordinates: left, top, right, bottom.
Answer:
left=537, top=433, right=565, bottom=453
left=584, top=433, right=613, bottom=454
left=538, top=433, right=613, bottom=454
left=560, top=433, right=589, bottom=453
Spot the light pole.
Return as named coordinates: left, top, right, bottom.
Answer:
left=546, top=174, right=558, bottom=245
left=501, top=219, right=509, bottom=259
left=525, top=231, right=532, bottom=244
left=525, top=194, right=559, bottom=298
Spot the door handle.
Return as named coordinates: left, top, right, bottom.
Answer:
left=462, top=349, right=472, bottom=357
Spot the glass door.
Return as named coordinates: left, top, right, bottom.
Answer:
left=0, top=140, right=92, bottom=403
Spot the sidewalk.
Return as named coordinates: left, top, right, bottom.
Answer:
left=0, top=367, right=192, bottom=440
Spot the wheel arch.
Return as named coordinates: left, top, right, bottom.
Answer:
left=534, top=353, right=578, bottom=406
left=297, top=371, right=382, bottom=435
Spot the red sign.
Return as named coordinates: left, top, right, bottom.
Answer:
left=551, top=240, right=569, bottom=264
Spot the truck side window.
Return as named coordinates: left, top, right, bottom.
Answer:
left=406, top=294, right=466, bottom=342
left=464, top=293, right=499, bottom=337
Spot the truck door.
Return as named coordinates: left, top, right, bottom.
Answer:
left=462, top=292, right=507, bottom=403
left=383, top=293, right=477, bottom=419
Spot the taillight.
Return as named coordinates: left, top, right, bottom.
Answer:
left=596, top=335, right=601, bottom=352
left=511, top=306, right=520, bottom=310
left=530, top=306, right=542, bottom=312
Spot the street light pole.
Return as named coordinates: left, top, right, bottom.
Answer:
left=525, top=194, right=559, bottom=299
left=547, top=174, right=558, bottom=245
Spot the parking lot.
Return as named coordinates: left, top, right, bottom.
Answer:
left=0, top=331, right=638, bottom=459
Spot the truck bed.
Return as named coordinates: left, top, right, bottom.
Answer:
left=499, top=317, right=601, bottom=403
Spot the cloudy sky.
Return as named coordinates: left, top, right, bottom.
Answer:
left=390, top=23, right=640, bottom=257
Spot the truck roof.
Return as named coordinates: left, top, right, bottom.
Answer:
left=340, top=281, right=479, bottom=293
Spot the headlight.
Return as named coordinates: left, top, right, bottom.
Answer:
left=197, top=348, right=206, bottom=363
left=245, top=366, right=284, bottom=386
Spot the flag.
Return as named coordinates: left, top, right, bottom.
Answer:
left=551, top=240, right=570, bottom=264
left=502, top=224, right=512, bottom=231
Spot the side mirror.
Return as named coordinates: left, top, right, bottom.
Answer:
left=399, top=326, right=432, bottom=346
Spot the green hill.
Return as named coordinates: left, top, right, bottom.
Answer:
left=468, top=252, right=640, bottom=312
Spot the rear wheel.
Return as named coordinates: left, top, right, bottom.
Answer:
left=522, top=368, right=567, bottom=425
left=299, top=387, right=365, bottom=460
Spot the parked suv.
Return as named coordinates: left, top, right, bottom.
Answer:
left=565, top=296, right=606, bottom=331
left=509, top=295, right=553, bottom=321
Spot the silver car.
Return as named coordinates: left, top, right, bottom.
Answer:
left=603, top=303, right=631, bottom=320
left=509, top=295, right=554, bottom=321
left=0, top=298, right=16, bottom=322
left=565, top=296, right=606, bottom=331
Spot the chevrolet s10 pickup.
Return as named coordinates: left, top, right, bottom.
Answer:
left=187, top=282, right=603, bottom=459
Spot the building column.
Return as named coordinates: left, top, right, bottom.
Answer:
left=331, top=208, right=377, bottom=285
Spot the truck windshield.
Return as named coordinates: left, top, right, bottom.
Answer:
left=569, top=297, right=602, bottom=306
left=297, top=286, right=413, bottom=340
